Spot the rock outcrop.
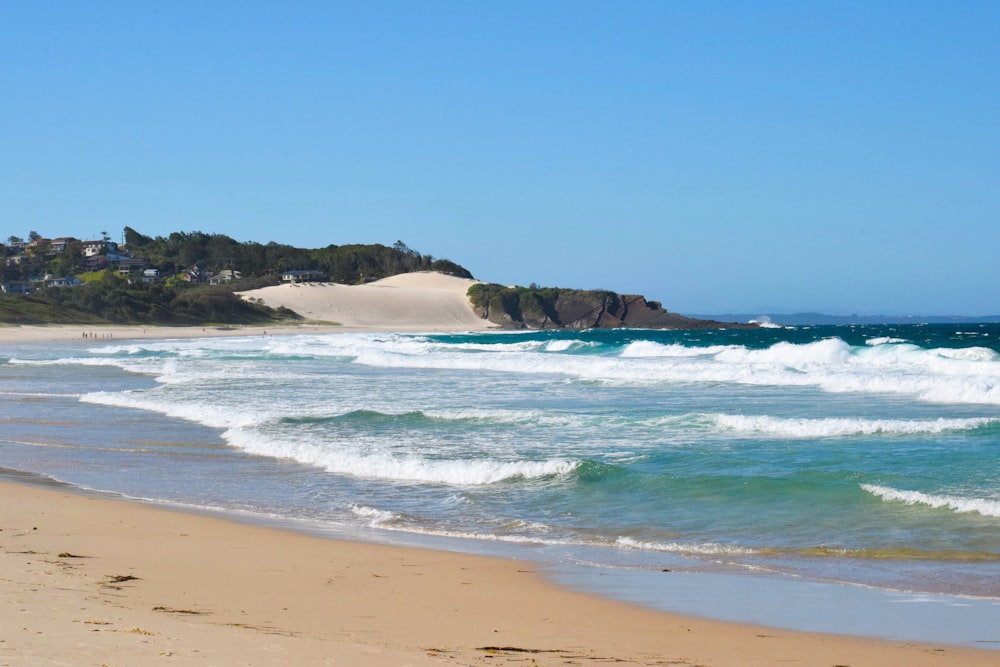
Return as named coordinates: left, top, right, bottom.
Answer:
left=468, top=284, right=755, bottom=330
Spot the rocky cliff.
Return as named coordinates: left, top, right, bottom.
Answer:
left=467, top=284, right=755, bottom=330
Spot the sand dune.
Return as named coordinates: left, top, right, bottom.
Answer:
left=238, top=271, right=498, bottom=331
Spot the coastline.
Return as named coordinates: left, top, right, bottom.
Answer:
left=0, top=272, right=499, bottom=344
left=3, top=478, right=996, bottom=667
left=0, top=322, right=350, bottom=344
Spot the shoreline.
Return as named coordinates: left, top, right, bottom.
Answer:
left=2, top=478, right=997, bottom=666
left=0, top=319, right=492, bottom=344
left=0, top=322, right=361, bottom=344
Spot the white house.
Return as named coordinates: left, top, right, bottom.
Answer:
left=82, top=240, right=107, bottom=257
left=281, top=270, right=325, bottom=283
left=44, top=275, right=83, bottom=288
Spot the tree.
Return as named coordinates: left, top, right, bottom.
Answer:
left=27, top=238, right=51, bottom=259
left=52, top=240, right=85, bottom=276
left=124, top=226, right=155, bottom=249
left=29, top=231, right=42, bottom=242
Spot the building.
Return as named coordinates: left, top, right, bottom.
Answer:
left=209, top=269, right=242, bottom=285
left=49, top=237, right=78, bottom=253
left=82, top=240, right=107, bottom=257
left=281, top=270, right=325, bottom=283
left=1, top=281, right=31, bottom=295
left=83, top=254, right=109, bottom=271
left=44, top=275, right=83, bottom=288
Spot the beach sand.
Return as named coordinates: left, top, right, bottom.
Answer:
left=1, top=480, right=996, bottom=666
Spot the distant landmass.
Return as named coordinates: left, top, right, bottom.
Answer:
left=18, top=227, right=992, bottom=330
left=689, top=313, right=1000, bottom=326
left=2, top=227, right=750, bottom=330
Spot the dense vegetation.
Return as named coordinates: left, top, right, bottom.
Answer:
left=122, top=228, right=472, bottom=283
left=0, top=273, right=297, bottom=325
left=1, top=228, right=472, bottom=325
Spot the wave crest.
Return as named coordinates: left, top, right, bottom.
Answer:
left=714, top=415, right=998, bottom=438
left=616, top=536, right=758, bottom=556
left=861, top=484, right=1000, bottom=518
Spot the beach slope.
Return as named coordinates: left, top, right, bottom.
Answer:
left=2, top=480, right=994, bottom=666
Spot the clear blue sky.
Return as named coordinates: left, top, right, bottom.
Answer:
left=3, top=1, right=998, bottom=315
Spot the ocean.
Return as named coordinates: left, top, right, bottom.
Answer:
left=3, top=324, right=1000, bottom=642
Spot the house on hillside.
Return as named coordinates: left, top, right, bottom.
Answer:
left=49, top=237, right=77, bottom=253
left=281, top=270, right=325, bottom=283
left=114, top=256, right=148, bottom=276
left=24, top=238, right=54, bottom=258
left=44, top=275, right=83, bottom=288
left=1, top=281, right=31, bottom=295
left=209, top=269, right=242, bottom=285
left=180, top=265, right=205, bottom=283
left=82, top=240, right=107, bottom=257
left=83, top=254, right=109, bottom=271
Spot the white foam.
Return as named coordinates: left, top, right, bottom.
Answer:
left=226, top=426, right=580, bottom=486
left=64, top=332, right=1000, bottom=431
left=866, top=337, right=909, bottom=346
left=748, top=316, right=785, bottom=329
left=861, top=484, right=1000, bottom=518
left=714, top=415, right=997, bottom=438
left=423, top=407, right=590, bottom=428
left=616, top=536, right=758, bottom=556
left=715, top=338, right=854, bottom=367
left=350, top=504, right=401, bottom=526
left=543, top=339, right=597, bottom=352
left=620, top=341, right=731, bottom=358
left=0, top=390, right=82, bottom=398
left=934, top=346, right=998, bottom=362
left=79, top=385, right=581, bottom=486
left=79, top=390, right=273, bottom=430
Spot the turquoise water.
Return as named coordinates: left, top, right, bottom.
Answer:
left=2, top=324, right=999, bottom=606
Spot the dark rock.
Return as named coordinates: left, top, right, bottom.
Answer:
left=467, top=284, right=755, bottom=330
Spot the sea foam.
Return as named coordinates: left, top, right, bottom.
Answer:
left=714, top=415, right=997, bottom=438
left=861, top=484, right=1000, bottom=518
left=616, top=536, right=758, bottom=556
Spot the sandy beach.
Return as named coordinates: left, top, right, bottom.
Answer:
left=2, top=479, right=995, bottom=667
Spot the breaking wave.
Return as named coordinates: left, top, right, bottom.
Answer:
left=862, top=484, right=1000, bottom=518
left=713, top=415, right=998, bottom=438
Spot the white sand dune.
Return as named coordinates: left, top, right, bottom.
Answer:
left=237, top=271, right=498, bottom=331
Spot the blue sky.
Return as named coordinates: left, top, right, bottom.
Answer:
left=2, top=1, right=998, bottom=316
